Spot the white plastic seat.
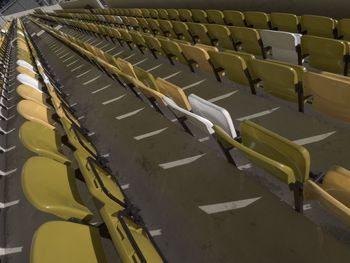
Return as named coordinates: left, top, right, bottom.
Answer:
left=188, top=94, right=237, bottom=139
left=260, top=30, right=301, bottom=64
left=17, top=74, right=42, bottom=90
left=17, top=59, right=36, bottom=72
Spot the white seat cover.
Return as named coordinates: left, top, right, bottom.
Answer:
left=17, top=74, right=42, bottom=91
left=260, top=30, right=301, bottom=64
left=17, top=60, right=36, bottom=72
left=188, top=94, right=237, bottom=138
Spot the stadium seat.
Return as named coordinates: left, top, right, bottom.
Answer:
left=167, top=9, right=180, bottom=21
left=141, top=8, right=151, bottom=18
left=158, top=19, right=177, bottom=38
left=157, top=9, right=169, bottom=20
left=260, top=30, right=302, bottom=64
left=304, top=166, right=350, bottom=227
left=191, top=9, right=208, bottom=23
left=136, top=17, right=151, bottom=33
left=270, top=12, right=300, bottom=33
left=171, top=21, right=193, bottom=42
left=16, top=84, right=48, bottom=106
left=223, top=10, right=246, bottom=27
left=149, top=9, right=159, bottom=19
left=146, top=19, right=162, bottom=35
left=303, top=72, right=350, bottom=122
left=22, top=156, right=91, bottom=220
left=214, top=120, right=310, bottom=212
left=301, top=35, right=350, bottom=75
left=178, top=9, right=193, bottom=22
left=134, top=66, right=160, bottom=91
left=129, top=31, right=147, bottom=53
left=301, top=15, right=337, bottom=38
left=245, top=11, right=271, bottom=29
left=207, top=10, right=225, bottom=25
left=143, top=34, right=165, bottom=58
left=187, top=22, right=212, bottom=46
left=158, top=38, right=190, bottom=65
left=338, top=19, right=350, bottom=41
left=206, top=24, right=235, bottom=49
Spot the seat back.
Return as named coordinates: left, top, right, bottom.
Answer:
left=206, top=10, right=225, bottom=25
left=303, top=72, right=350, bottom=122
left=146, top=19, right=162, bottom=35
left=223, top=10, right=246, bottom=27
left=191, top=9, right=208, bottom=23
left=149, top=9, right=158, bottom=19
left=206, top=24, right=235, bottom=50
left=112, top=58, right=137, bottom=78
left=338, top=19, right=350, bottom=41
left=301, top=15, right=337, bottom=38
left=260, top=30, right=301, bottom=64
left=180, top=43, right=215, bottom=73
left=157, top=9, right=169, bottom=20
left=270, top=12, right=300, bottom=33
left=187, top=22, right=212, bottom=45
left=245, top=11, right=270, bottom=29
left=167, top=9, right=180, bottom=20
left=188, top=94, right=237, bottom=138
left=158, top=19, right=177, bottom=38
left=134, top=66, right=159, bottom=91
left=229, top=26, right=264, bottom=57
left=171, top=21, right=193, bottom=42
left=158, top=38, right=188, bottom=64
left=143, top=34, right=164, bottom=55
left=301, top=35, right=348, bottom=75
left=178, top=9, right=193, bottom=22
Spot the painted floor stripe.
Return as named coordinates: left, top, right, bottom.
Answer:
left=62, top=55, right=74, bottom=63
left=67, top=59, right=79, bottom=67
left=113, top=50, right=125, bottom=56
left=0, top=200, right=19, bottom=208
left=149, top=229, right=162, bottom=237
left=208, top=91, right=239, bottom=103
left=182, top=79, right=206, bottom=90
left=76, top=69, right=92, bottom=78
left=237, top=163, right=253, bottom=170
left=146, top=64, right=162, bottom=72
left=59, top=52, right=70, bottom=59
left=159, top=154, right=206, bottom=169
left=123, top=53, right=136, bottom=60
left=102, top=94, right=126, bottom=105
left=199, top=197, right=261, bottom=214
left=134, top=127, right=168, bottom=140
left=106, top=46, right=116, bottom=53
left=162, top=71, right=181, bottom=80
left=121, top=184, right=130, bottom=190
left=0, top=247, right=23, bottom=256
left=198, top=136, right=210, bottom=142
left=236, top=107, right=280, bottom=121
left=54, top=46, right=64, bottom=53
left=92, top=84, right=112, bottom=94
left=70, top=64, right=83, bottom=72
left=83, top=75, right=101, bottom=85
left=56, top=49, right=67, bottom=56
left=293, top=131, right=336, bottom=146
left=94, top=40, right=105, bottom=47
left=133, top=58, right=148, bottom=66
left=116, top=107, right=145, bottom=120
left=0, top=168, right=17, bottom=176
left=100, top=43, right=110, bottom=50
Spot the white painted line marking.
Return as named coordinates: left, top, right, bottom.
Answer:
left=94, top=40, right=105, bottom=47
left=106, top=46, right=116, bottom=53
left=59, top=52, right=70, bottom=59
left=54, top=25, right=63, bottom=30
left=76, top=69, right=92, bottom=78
left=88, top=132, right=95, bottom=137
left=171, top=118, right=178, bottom=122
left=113, top=50, right=125, bottom=56
left=102, top=94, right=126, bottom=105
left=100, top=43, right=110, bottom=50
left=0, top=200, right=19, bottom=208
left=162, top=71, right=181, bottom=80
left=0, top=145, right=16, bottom=152
left=92, top=84, right=112, bottom=94
left=236, top=107, right=280, bottom=121
left=303, top=203, right=312, bottom=211
left=62, top=55, right=74, bottom=63
left=133, top=58, right=148, bottom=66
left=208, top=91, right=239, bottom=103
left=198, top=136, right=210, bottom=142
left=182, top=79, right=206, bottom=90
left=54, top=46, right=64, bottom=53
left=67, top=59, right=79, bottom=67
left=237, top=163, right=253, bottom=170
left=149, top=229, right=162, bottom=237
left=0, top=127, right=15, bottom=134
left=101, top=153, right=110, bottom=158
left=123, top=53, right=136, bottom=60
left=159, top=154, right=206, bottom=169
left=293, top=131, right=336, bottom=146
left=0, top=247, right=23, bottom=256
left=134, top=127, right=168, bottom=140
left=146, top=64, right=162, bottom=72
left=0, top=168, right=17, bottom=176
left=56, top=49, right=67, bottom=56
left=70, top=102, right=78, bottom=107
left=199, top=197, right=261, bottom=214
left=115, top=107, right=145, bottom=120
left=78, top=115, right=85, bottom=120
left=37, top=30, right=45, bottom=36
left=121, top=184, right=130, bottom=190
left=83, top=75, right=101, bottom=85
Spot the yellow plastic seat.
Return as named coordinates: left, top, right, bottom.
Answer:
left=16, top=66, right=38, bottom=79
left=245, top=11, right=271, bottom=29
left=206, top=24, right=235, bottom=49
left=136, top=17, right=151, bottom=33
left=191, top=9, right=208, bottom=23
left=17, top=99, right=56, bottom=129
left=158, top=19, right=177, bottom=38
left=171, top=21, right=193, bottom=42
left=223, top=10, right=246, bottom=27
left=129, top=31, right=147, bottom=53
left=214, top=120, right=310, bottom=212
left=22, top=157, right=91, bottom=220
left=157, top=9, right=168, bottom=20
left=143, top=34, right=165, bottom=58
left=158, top=38, right=189, bottom=65
left=141, top=8, right=150, bottom=18
left=207, top=10, right=225, bottom=25
left=19, top=121, right=71, bottom=164
left=134, top=66, right=159, bottom=91
left=338, top=19, right=350, bottom=41
left=178, top=9, right=192, bottom=22
left=270, top=12, right=300, bottom=33
left=146, top=18, right=162, bottom=35
left=167, top=9, right=180, bottom=21
left=31, top=221, right=107, bottom=263
left=187, top=22, right=212, bottom=45
left=301, top=35, right=350, bottom=75
left=16, top=84, right=48, bottom=106
left=301, top=15, right=337, bottom=38
left=305, top=166, right=350, bottom=226
left=303, top=72, right=350, bottom=122
left=149, top=9, right=158, bottom=19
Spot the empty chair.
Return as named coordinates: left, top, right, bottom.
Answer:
left=191, top=9, right=208, bottom=23
left=136, top=17, right=151, bottom=33
left=304, top=166, right=350, bottom=226
left=146, top=19, right=162, bottom=35
left=157, top=9, right=169, bottom=20
left=141, top=8, right=151, bottom=18
left=31, top=221, right=108, bottom=263
left=206, top=24, right=235, bottom=50
left=249, top=59, right=308, bottom=112
left=143, top=34, right=165, bottom=58
left=118, top=29, right=134, bottom=49
left=301, top=15, right=337, bottom=38
left=129, top=31, right=147, bottom=53
left=158, top=19, right=177, bottom=38
left=187, top=22, right=212, bottom=46
left=149, top=9, right=159, bottom=19
left=223, top=10, right=246, bottom=27
left=134, top=66, right=159, bottom=91
left=126, top=17, right=141, bottom=31
left=214, top=120, right=310, bottom=212
left=229, top=26, right=267, bottom=58
left=245, top=11, right=271, bottom=29
left=301, top=35, right=350, bottom=75
left=338, top=19, right=350, bottom=41
left=171, top=21, right=193, bottom=42
left=260, top=30, right=302, bottom=64
left=16, top=84, right=48, bottom=106
left=270, top=12, right=300, bottom=33
left=167, top=9, right=180, bottom=21
left=303, top=72, right=350, bottom=122
left=158, top=38, right=189, bottom=65
left=22, top=157, right=91, bottom=220
left=178, top=9, right=193, bottom=22
left=207, top=10, right=225, bottom=25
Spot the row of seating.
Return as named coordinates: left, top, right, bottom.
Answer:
left=16, top=19, right=165, bottom=263
left=54, top=7, right=350, bottom=41
left=39, top=12, right=350, bottom=76
left=30, top=18, right=350, bottom=226
left=34, top=14, right=350, bottom=122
